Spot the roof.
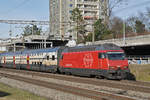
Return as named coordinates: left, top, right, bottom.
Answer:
left=0, top=47, right=60, bottom=56
left=62, top=43, right=122, bottom=53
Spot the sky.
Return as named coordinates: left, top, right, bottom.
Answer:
left=0, top=0, right=150, bottom=38
left=113, top=0, right=150, bottom=19
left=0, top=0, right=49, bottom=38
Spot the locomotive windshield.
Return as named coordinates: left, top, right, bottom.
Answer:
left=107, top=52, right=125, bottom=60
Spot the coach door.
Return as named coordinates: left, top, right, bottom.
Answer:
left=27, top=55, right=30, bottom=69
left=98, top=53, right=108, bottom=70
left=3, top=56, right=6, bottom=67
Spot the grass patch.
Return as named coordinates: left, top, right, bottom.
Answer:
left=129, top=64, right=150, bottom=82
left=0, top=83, right=47, bottom=100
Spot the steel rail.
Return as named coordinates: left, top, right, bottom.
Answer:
left=0, top=72, right=135, bottom=100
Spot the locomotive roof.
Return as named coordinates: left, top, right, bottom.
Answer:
left=0, top=47, right=60, bottom=56
left=62, top=43, right=122, bottom=53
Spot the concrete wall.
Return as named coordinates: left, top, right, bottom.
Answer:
left=93, top=34, right=150, bottom=47
left=0, top=46, right=6, bottom=52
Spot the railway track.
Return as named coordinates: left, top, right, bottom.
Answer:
left=0, top=68, right=149, bottom=100
left=0, top=71, right=135, bottom=100
left=1, top=68, right=150, bottom=94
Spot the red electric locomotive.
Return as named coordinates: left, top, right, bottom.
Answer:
left=58, top=43, right=130, bottom=79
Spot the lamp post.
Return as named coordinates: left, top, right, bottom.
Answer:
left=31, top=24, right=34, bottom=39
left=123, top=20, right=126, bottom=46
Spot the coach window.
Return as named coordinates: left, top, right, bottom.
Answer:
left=40, top=62, right=42, bottom=66
left=52, top=55, right=55, bottom=60
left=98, top=53, right=106, bottom=59
left=47, top=56, right=49, bottom=60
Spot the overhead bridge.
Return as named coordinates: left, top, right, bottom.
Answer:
left=0, top=19, right=49, bottom=25
left=94, top=34, right=150, bottom=47
left=93, top=34, right=150, bottom=64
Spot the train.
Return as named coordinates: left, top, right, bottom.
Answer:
left=0, top=43, right=134, bottom=80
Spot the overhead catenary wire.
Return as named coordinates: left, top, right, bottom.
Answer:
left=113, top=0, right=150, bottom=14
left=2, top=0, right=31, bottom=15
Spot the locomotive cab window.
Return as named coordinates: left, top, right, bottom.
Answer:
left=107, top=52, right=125, bottom=60
left=98, top=53, right=106, bottom=59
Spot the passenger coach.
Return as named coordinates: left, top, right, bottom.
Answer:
left=0, top=47, right=60, bottom=72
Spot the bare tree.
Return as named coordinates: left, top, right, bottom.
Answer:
left=126, top=11, right=149, bottom=33
left=110, top=16, right=133, bottom=38
left=138, top=11, right=149, bottom=31
left=146, top=7, right=150, bottom=31
left=108, top=0, right=128, bottom=17
left=110, top=16, right=123, bottom=38
left=126, top=16, right=138, bottom=32
left=100, top=0, right=128, bottom=25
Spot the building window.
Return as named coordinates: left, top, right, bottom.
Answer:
left=69, top=10, right=72, bottom=14
left=70, top=4, right=73, bottom=7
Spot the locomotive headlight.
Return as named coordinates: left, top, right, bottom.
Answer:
left=109, top=66, right=115, bottom=70
left=124, top=66, right=128, bottom=69
left=117, top=66, right=120, bottom=68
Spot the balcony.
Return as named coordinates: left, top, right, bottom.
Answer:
left=77, top=0, right=99, bottom=5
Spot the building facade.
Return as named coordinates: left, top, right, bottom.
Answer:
left=50, top=0, right=108, bottom=40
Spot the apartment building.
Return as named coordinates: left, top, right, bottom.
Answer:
left=50, top=0, right=108, bottom=40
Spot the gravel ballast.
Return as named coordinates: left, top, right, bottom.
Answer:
left=0, top=77, right=91, bottom=100
left=0, top=70, right=150, bottom=100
